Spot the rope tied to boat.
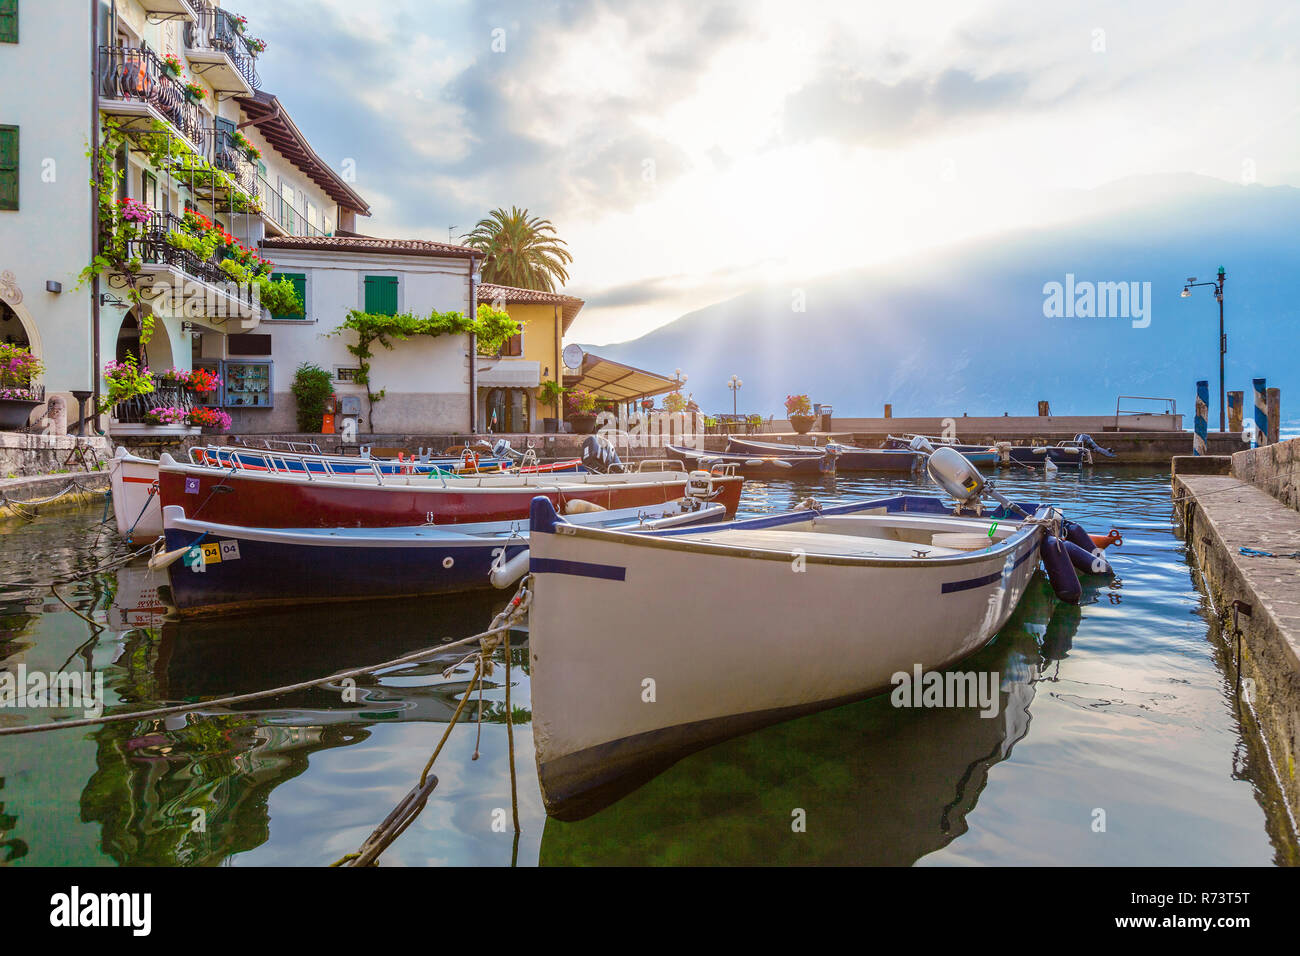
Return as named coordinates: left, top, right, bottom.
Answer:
left=333, top=575, right=533, bottom=866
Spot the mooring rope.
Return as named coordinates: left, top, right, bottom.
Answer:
left=0, top=480, right=80, bottom=510
left=333, top=578, right=533, bottom=867
left=0, top=577, right=534, bottom=739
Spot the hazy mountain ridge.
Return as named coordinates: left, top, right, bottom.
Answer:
left=584, top=176, right=1300, bottom=420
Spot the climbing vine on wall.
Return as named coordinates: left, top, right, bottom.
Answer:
left=333, top=304, right=519, bottom=430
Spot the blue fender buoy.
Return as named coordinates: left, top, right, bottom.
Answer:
left=1063, top=539, right=1113, bottom=576
left=1041, top=535, right=1082, bottom=604
left=1062, top=520, right=1095, bottom=553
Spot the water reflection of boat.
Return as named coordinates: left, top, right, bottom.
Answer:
left=539, top=574, right=1077, bottom=864
left=107, top=560, right=169, bottom=630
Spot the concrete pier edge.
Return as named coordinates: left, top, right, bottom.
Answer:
left=1172, top=440, right=1300, bottom=842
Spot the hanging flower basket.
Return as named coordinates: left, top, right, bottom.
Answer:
left=183, top=83, right=207, bottom=104
left=162, top=54, right=184, bottom=78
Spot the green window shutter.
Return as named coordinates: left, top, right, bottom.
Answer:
left=270, top=272, right=306, bottom=319
left=364, top=275, right=398, bottom=315
left=0, top=126, right=17, bottom=211
left=0, top=0, right=17, bottom=44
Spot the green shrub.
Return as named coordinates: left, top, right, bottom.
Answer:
left=290, top=362, right=333, bottom=432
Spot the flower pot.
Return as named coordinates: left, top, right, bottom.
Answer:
left=162, top=64, right=182, bottom=79
left=789, top=413, right=816, bottom=435
left=184, top=90, right=204, bottom=104
left=543, top=417, right=559, bottom=434
left=569, top=413, right=597, bottom=434
left=0, top=398, right=41, bottom=431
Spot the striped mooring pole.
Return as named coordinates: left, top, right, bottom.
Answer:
left=1253, top=377, right=1268, bottom=448
left=1194, top=380, right=1208, bottom=456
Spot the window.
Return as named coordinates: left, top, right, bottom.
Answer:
left=141, top=170, right=157, bottom=209
left=0, top=0, right=17, bottom=44
left=334, top=366, right=360, bottom=383
left=500, top=332, right=523, bottom=357
left=269, top=271, right=307, bottom=319
left=0, top=126, right=16, bottom=210
left=363, top=275, right=398, bottom=315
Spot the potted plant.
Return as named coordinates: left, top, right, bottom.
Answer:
left=786, top=393, right=815, bottom=434
left=244, top=36, right=267, bottom=55
left=185, top=367, right=223, bottom=395
left=142, top=405, right=189, bottom=426
left=161, top=53, right=184, bottom=78
left=565, top=386, right=598, bottom=434
left=183, top=81, right=207, bottom=104
left=99, top=354, right=156, bottom=415
left=0, top=344, right=44, bottom=430
left=187, top=406, right=233, bottom=432
left=537, top=379, right=565, bottom=433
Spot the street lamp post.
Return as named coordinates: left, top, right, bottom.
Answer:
left=1181, top=267, right=1227, bottom=433
left=727, top=374, right=743, bottom=418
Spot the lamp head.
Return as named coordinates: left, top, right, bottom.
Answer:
left=1180, top=287, right=1191, bottom=298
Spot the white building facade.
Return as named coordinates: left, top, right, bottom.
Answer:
left=0, top=0, right=372, bottom=431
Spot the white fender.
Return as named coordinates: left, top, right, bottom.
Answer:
left=491, top=550, right=531, bottom=589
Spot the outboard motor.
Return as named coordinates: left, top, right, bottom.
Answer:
left=1075, top=433, right=1115, bottom=458
left=581, top=435, right=622, bottom=473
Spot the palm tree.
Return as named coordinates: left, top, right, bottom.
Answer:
left=464, top=207, right=574, bottom=292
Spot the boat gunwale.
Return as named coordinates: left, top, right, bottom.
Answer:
left=542, top=496, right=1048, bottom=570
left=156, top=453, right=732, bottom=495
left=161, top=500, right=728, bottom=548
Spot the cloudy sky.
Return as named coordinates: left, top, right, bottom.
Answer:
left=246, top=0, right=1300, bottom=343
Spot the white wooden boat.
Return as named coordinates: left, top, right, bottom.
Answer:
left=525, top=492, right=1050, bottom=819
left=109, top=446, right=164, bottom=540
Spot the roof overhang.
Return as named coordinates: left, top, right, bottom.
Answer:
left=562, top=353, right=684, bottom=402
left=237, top=91, right=372, bottom=216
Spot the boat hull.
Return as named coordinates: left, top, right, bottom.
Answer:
left=163, top=523, right=529, bottom=617
left=109, top=447, right=163, bottom=540
left=528, top=496, right=1042, bottom=818
left=156, top=459, right=743, bottom=527
left=664, top=443, right=835, bottom=477
left=726, top=437, right=921, bottom=471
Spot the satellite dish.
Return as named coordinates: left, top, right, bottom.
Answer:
left=563, top=344, right=585, bottom=370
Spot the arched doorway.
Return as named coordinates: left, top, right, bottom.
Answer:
left=485, top=387, right=530, bottom=433
left=0, top=300, right=31, bottom=350
left=115, top=309, right=174, bottom=371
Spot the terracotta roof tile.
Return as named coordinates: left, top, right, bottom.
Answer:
left=260, top=234, right=481, bottom=259
left=477, top=282, right=585, bottom=330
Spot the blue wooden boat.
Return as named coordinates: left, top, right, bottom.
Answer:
left=156, top=497, right=725, bottom=618
left=664, top=443, right=836, bottom=477
left=726, top=436, right=922, bottom=472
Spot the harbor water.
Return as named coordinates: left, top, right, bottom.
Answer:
left=0, top=466, right=1295, bottom=866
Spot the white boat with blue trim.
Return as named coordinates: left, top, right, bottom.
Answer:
left=526, top=490, right=1058, bottom=818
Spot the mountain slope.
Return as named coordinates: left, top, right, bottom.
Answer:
left=585, top=176, right=1300, bottom=420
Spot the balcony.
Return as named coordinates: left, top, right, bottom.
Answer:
left=98, top=45, right=204, bottom=152
left=184, top=1, right=259, bottom=95
left=257, top=174, right=329, bottom=238
left=113, top=211, right=260, bottom=329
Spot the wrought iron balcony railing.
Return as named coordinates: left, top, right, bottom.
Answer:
left=117, top=211, right=257, bottom=310
left=256, top=174, right=329, bottom=238
left=185, top=0, right=260, bottom=89
left=98, top=44, right=204, bottom=145
left=204, top=127, right=259, bottom=198
left=113, top=384, right=197, bottom=425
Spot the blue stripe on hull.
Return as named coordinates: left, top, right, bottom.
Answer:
left=940, top=541, right=1038, bottom=593
left=530, top=557, right=627, bottom=581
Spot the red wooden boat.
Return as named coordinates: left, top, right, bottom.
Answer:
left=155, top=453, right=744, bottom=527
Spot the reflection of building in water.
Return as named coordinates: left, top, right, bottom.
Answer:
left=107, top=562, right=169, bottom=631
left=76, top=594, right=512, bottom=865
left=80, top=712, right=348, bottom=866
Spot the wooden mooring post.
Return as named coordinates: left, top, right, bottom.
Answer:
left=1227, top=390, right=1244, bottom=434
left=1194, top=380, right=1208, bottom=455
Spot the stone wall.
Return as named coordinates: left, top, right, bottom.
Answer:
left=1231, top=437, right=1300, bottom=513
left=0, top=432, right=114, bottom=477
